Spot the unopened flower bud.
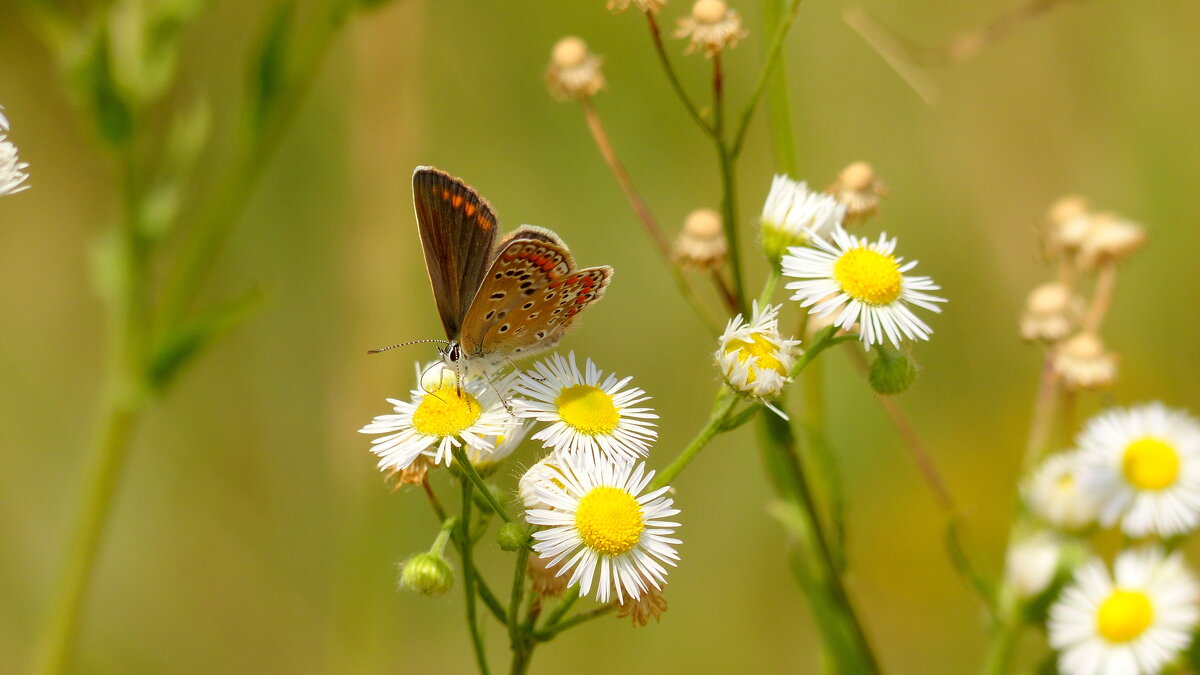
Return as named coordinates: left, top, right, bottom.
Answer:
left=675, top=0, right=747, bottom=57
left=760, top=175, right=844, bottom=262
left=497, top=522, right=530, bottom=552
left=867, top=348, right=916, bottom=395
left=673, top=208, right=727, bottom=269
left=546, top=37, right=605, bottom=101
left=399, top=552, right=454, bottom=596
left=1004, top=532, right=1061, bottom=598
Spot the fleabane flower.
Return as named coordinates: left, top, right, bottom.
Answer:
left=514, top=352, right=658, bottom=465
left=0, top=106, right=30, bottom=197
left=358, top=365, right=518, bottom=473
left=1025, top=450, right=1102, bottom=532
left=759, top=174, right=845, bottom=262
left=524, top=455, right=681, bottom=603
left=1049, top=547, right=1199, bottom=675
left=715, top=301, right=800, bottom=401
left=454, top=418, right=533, bottom=478
left=675, top=0, right=746, bottom=57
left=1077, top=403, right=1200, bottom=537
left=782, top=226, right=946, bottom=348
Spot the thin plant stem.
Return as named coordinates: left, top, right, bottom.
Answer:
left=533, top=605, right=616, bottom=641
left=711, top=269, right=739, bottom=314
left=508, top=541, right=531, bottom=668
left=539, top=588, right=580, bottom=633
left=452, top=447, right=513, bottom=524
left=759, top=0, right=799, bottom=176
left=459, top=478, right=490, bottom=675
left=731, top=0, right=806, bottom=157
left=30, top=400, right=141, bottom=675
left=711, top=53, right=750, bottom=313
left=1080, top=261, right=1117, bottom=333
left=758, top=266, right=781, bottom=305
left=980, top=594, right=1023, bottom=675
left=577, top=98, right=722, bottom=332
left=1023, top=351, right=1061, bottom=468
left=651, top=389, right=738, bottom=489
left=645, top=12, right=714, bottom=137
left=422, top=475, right=447, bottom=523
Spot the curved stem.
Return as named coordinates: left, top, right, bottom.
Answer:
left=651, top=388, right=738, bottom=489
left=452, top=447, right=513, bottom=523
left=459, top=479, right=490, bottom=675
left=645, top=13, right=714, bottom=137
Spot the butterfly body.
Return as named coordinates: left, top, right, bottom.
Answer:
left=412, top=167, right=612, bottom=372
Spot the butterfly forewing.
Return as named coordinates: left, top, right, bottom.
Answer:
left=412, top=167, right=500, bottom=340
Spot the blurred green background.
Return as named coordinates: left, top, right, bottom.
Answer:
left=3, top=0, right=1200, bottom=672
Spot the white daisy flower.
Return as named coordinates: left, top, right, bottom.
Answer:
left=519, top=455, right=572, bottom=511
left=715, top=301, right=800, bottom=401
left=1077, top=403, right=1200, bottom=537
left=514, top=352, right=658, bottom=465
left=456, top=418, right=533, bottom=477
left=1025, top=450, right=1102, bottom=532
left=1049, top=547, right=1200, bottom=675
left=524, top=455, right=681, bottom=603
left=358, top=366, right=518, bottom=473
left=759, top=174, right=845, bottom=261
left=0, top=106, right=30, bottom=197
left=782, top=226, right=946, bottom=349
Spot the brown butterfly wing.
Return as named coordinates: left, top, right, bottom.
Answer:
left=412, top=167, right=500, bottom=340
left=459, top=231, right=612, bottom=364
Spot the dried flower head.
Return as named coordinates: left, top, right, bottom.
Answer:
left=827, top=161, right=887, bottom=226
left=385, top=455, right=433, bottom=490
left=1020, top=281, right=1081, bottom=343
left=675, top=0, right=747, bottom=57
left=546, top=37, right=605, bottom=101
left=1054, top=333, right=1117, bottom=391
left=1044, top=195, right=1094, bottom=258
left=616, top=585, right=669, bottom=626
left=607, top=0, right=667, bottom=13
left=673, top=208, right=727, bottom=269
left=1078, top=212, right=1146, bottom=269
left=527, top=551, right=571, bottom=598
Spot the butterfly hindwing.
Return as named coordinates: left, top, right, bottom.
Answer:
left=412, top=167, right=500, bottom=340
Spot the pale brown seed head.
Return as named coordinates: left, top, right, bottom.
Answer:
left=1020, top=281, right=1080, bottom=343
left=615, top=585, right=669, bottom=626
left=546, top=37, right=605, bottom=101
left=676, top=0, right=746, bottom=56
left=673, top=208, right=727, bottom=269
left=1078, top=213, right=1146, bottom=269
left=1054, top=332, right=1117, bottom=390
left=827, top=161, right=887, bottom=225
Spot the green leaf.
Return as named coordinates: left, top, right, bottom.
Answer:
left=71, top=26, right=134, bottom=147
left=248, top=2, right=296, bottom=132
left=147, top=288, right=265, bottom=391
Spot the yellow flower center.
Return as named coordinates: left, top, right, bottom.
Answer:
left=1096, top=589, right=1154, bottom=643
left=723, top=333, right=785, bottom=384
left=556, top=385, right=620, bottom=435
left=833, top=247, right=903, bottom=305
left=574, top=486, right=645, bottom=556
left=1122, top=437, right=1180, bottom=491
left=411, top=385, right=481, bottom=437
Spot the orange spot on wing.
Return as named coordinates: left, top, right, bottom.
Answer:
left=441, top=189, right=451, bottom=200
left=477, top=215, right=493, bottom=230
left=452, top=195, right=464, bottom=208
left=465, top=203, right=476, bottom=217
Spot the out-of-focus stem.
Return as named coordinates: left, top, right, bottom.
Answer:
left=652, top=388, right=738, bottom=489
left=731, top=0, right=805, bottom=156
left=1080, top=261, right=1117, bottom=333
left=758, top=0, right=799, bottom=175
left=578, top=98, right=723, bottom=333
left=645, top=13, right=714, bottom=137
left=1023, top=351, right=1061, bottom=468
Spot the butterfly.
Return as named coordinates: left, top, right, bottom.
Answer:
left=375, top=166, right=613, bottom=375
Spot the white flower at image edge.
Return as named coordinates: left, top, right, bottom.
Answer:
left=782, top=226, right=945, bottom=348
left=358, top=372, right=517, bottom=473
left=1077, top=403, right=1200, bottom=537
left=1049, top=547, right=1200, bottom=675
left=524, top=455, right=681, bottom=604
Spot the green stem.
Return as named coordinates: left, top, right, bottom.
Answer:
left=711, top=55, right=748, bottom=314
left=760, top=415, right=880, bottom=674
left=980, top=597, right=1023, bottom=675
left=645, top=13, right=715, bottom=137
left=759, top=266, right=782, bottom=306
left=652, top=389, right=738, bottom=489
left=533, top=605, right=616, bottom=641
left=453, top=447, right=513, bottom=523
left=731, top=0, right=806, bottom=157
left=459, top=479, right=490, bottom=675
left=30, top=399, right=142, bottom=675
left=539, top=589, right=580, bottom=632
left=507, top=541, right=531, bottom=669
left=759, top=0, right=799, bottom=176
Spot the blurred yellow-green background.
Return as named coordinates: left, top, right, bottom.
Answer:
left=3, top=0, right=1200, bottom=672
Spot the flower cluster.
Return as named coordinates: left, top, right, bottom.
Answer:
left=359, top=352, right=679, bottom=611
left=1015, top=403, right=1200, bottom=674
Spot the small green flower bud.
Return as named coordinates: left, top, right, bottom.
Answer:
left=398, top=552, right=453, bottom=597
left=497, top=522, right=530, bottom=552
left=868, top=348, right=916, bottom=395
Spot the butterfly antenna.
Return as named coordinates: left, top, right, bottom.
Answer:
left=367, top=338, right=451, bottom=355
